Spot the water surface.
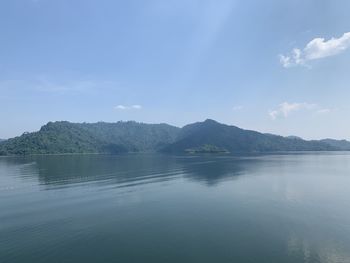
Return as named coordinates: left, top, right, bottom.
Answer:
left=1, top=153, right=350, bottom=262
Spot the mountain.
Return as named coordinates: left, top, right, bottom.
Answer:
left=319, top=139, right=350, bottom=150
left=285, top=135, right=303, bottom=140
left=0, top=119, right=347, bottom=156
left=162, top=119, right=336, bottom=153
left=0, top=121, right=180, bottom=155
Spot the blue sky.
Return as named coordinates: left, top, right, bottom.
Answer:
left=1, top=0, right=350, bottom=139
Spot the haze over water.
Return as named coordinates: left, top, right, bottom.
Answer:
left=1, top=153, right=350, bottom=263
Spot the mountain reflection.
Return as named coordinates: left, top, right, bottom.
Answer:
left=31, top=154, right=183, bottom=189
left=2, top=153, right=350, bottom=263
left=178, top=156, right=250, bottom=186
left=6, top=154, right=260, bottom=189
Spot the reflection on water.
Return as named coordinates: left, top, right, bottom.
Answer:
left=7, top=154, right=256, bottom=188
left=33, top=154, right=184, bottom=189
left=181, top=156, right=245, bottom=186
left=287, top=232, right=350, bottom=263
left=1, top=153, right=350, bottom=263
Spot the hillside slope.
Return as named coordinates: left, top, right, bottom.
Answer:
left=1, top=119, right=348, bottom=155
left=0, top=121, right=180, bottom=155
left=320, top=139, right=350, bottom=150
left=162, top=119, right=336, bottom=153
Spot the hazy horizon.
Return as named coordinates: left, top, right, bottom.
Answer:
left=1, top=0, right=350, bottom=140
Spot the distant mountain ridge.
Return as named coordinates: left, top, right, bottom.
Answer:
left=0, top=121, right=180, bottom=155
left=161, top=119, right=337, bottom=153
left=319, top=139, right=350, bottom=150
left=0, top=119, right=349, bottom=155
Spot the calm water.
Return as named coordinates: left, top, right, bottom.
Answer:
left=1, top=153, right=350, bottom=263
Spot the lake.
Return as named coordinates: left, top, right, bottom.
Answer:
left=1, top=153, right=350, bottom=263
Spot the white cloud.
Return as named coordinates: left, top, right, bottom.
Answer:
left=131, top=105, right=142, bottom=109
left=115, top=105, right=127, bottom=110
left=232, top=105, right=243, bottom=111
left=280, top=32, right=350, bottom=67
left=316, top=108, right=331, bottom=114
left=114, top=105, right=142, bottom=110
left=269, top=102, right=319, bottom=120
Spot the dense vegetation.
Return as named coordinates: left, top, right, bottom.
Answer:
left=319, top=139, right=350, bottom=150
left=0, top=121, right=180, bottom=155
left=162, top=119, right=339, bottom=153
left=0, top=119, right=348, bottom=155
left=185, top=144, right=229, bottom=154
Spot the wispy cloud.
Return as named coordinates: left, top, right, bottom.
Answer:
left=280, top=32, right=350, bottom=68
left=232, top=105, right=243, bottom=111
left=269, top=102, right=330, bottom=120
left=33, top=77, right=97, bottom=93
left=114, top=105, right=142, bottom=110
left=0, top=76, right=119, bottom=94
left=316, top=108, right=331, bottom=114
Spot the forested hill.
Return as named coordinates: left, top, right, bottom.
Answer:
left=0, top=121, right=180, bottom=155
left=319, top=139, right=350, bottom=150
left=161, top=119, right=339, bottom=153
left=0, top=119, right=349, bottom=155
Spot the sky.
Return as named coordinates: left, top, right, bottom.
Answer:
left=1, top=0, right=350, bottom=140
